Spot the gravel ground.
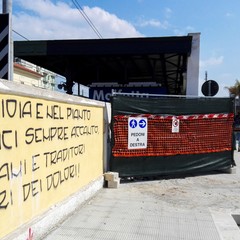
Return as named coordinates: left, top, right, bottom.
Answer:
left=121, top=151, right=240, bottom=214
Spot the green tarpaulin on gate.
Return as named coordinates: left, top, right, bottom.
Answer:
left=110, top=95, right=235, bottom=177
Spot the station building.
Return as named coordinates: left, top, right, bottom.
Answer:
left=14, top=33, right=200, bottom=101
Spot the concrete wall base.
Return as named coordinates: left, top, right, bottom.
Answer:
left=2, top=176, right=104, bottom=240
left=221, top=167, right=237, bottom=174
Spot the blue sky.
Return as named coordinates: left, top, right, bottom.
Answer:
left=1, top=0, right=239, bottom=96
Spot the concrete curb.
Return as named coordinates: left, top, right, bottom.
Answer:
left=210, top=208, right=240, bottom=240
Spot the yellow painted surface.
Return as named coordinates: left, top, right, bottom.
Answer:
left=0, top=93, right=104, bottom=239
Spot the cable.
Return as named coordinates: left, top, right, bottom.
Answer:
left=13, top=29, right=29, bottom=41
left=71, top=0, right=103, bottom=39
left=13, top=1, right=103, bottom=40
left=72, top=0, right=103, bottom=39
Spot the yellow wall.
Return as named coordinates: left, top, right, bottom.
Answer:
left=0, top=93, right=104, bottom=239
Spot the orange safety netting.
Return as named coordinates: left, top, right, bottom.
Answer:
left=112, top=113, right=234, bottom=157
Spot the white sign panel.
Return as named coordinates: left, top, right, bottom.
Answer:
left=128, top=117, right=148, bottom=149
left=172, top=117, right=180, bottom=133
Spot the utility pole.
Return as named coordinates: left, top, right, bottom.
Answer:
left=2, top=0, right=13, bottom=81
left=205, top=71, right=207, bottom=81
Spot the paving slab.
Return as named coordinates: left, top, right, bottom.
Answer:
left=43, top=184, right=221, bottom=240
left=42, top=151, right=240, bottom=240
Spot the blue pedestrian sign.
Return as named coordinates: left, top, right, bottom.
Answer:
left=139, top=119, right=146, bottom=128
left=128, top=117, right=148, bottom=149
left=129, top=119, right=137, bottom=128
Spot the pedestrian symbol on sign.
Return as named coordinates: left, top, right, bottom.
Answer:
left=129, top=119, right=137, bottom=128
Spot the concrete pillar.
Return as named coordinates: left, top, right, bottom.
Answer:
left=186, top=33, right=200, bottom=96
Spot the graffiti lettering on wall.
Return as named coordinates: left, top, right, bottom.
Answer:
left=0, top=95, right=103, bottom=238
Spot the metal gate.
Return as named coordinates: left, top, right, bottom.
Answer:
left=110, top=94, right=235, bottom=177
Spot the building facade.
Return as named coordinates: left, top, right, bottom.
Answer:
left=14, top=58, right=56, bottom=90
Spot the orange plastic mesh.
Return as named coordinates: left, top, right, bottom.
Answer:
left=112, top=113, right=234, bottom=157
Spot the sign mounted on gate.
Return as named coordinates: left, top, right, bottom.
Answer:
left=172, top=117, right=180, bottom=133
left=128, top=117, right=148, bottom=149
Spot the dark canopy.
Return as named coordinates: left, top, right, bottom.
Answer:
left=14, top=36, right=192, bottom=94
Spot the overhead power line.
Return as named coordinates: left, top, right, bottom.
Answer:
left=12, top=1, right=103, bottom=41
left=71, top=0, right=103, bottom=39
left=13, top=29, right=29, bottom=41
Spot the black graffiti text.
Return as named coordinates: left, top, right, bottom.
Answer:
left=0, top=99, right=47, bottom=119
left=25, top=127, right=69, bottom=144
left=66, top=108, right=91, bottom=120
left=0, top=190, right=13, bottom=209
left=44, top=144, right=85, bottom=167
left=71, top=125, right=99, bottom=137
left=46, top=163, right=80, bottom=191
left=0, top=130, right=18, bottom=150
left=1, top=99, right=32, bottom=119
left=0, top=160, right=27, bottom=181
left=46, top=105, right=64, bottom=120
left=22, top=179, right=42, bottom=202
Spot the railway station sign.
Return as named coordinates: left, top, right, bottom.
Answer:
left=89, top=87, right=167, bottom=101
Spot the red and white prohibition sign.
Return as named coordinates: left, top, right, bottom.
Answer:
left=172, top=117, right=180, bottom=133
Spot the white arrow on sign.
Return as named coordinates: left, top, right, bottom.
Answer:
left=139, top=119, right=146, bottom=128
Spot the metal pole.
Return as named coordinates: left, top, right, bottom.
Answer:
left=2, top=0, right=13, bottom=81
left=208, top=80, right=211, bottom=96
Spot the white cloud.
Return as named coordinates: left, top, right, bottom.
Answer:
left=173, top=29, right=184, bottom=36
left=84, top=6, right=143, bottom=38
left=200, top=56, right=224, bottom=69
left=137, top=17, right=169, bottom=29
left=164, top=8, right=172, bottom=19
left=173, top=26, right=195, bottom=36
left=13, top=0, right=142, bottom=40
left=185, top=26, right=195, bottom=32
left=134, top=7, right=171, bottom=30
